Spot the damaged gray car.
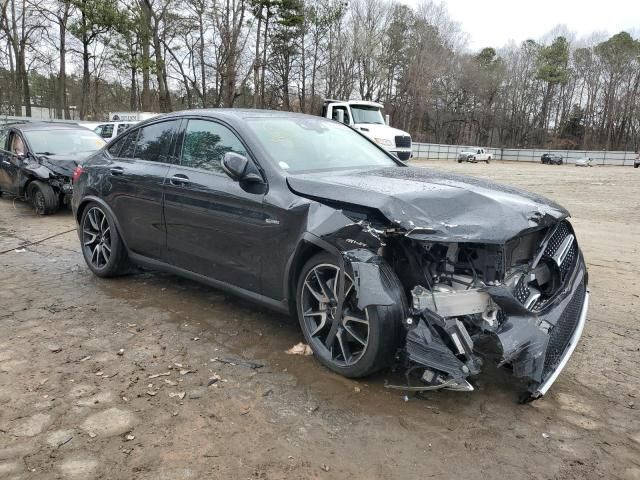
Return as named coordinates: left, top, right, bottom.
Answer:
left=0, top=122, right=106, bottom=214
left=71, top=110, right=589, bottom=402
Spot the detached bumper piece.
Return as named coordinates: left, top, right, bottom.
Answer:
left=396, top=255, right=589, bottom=401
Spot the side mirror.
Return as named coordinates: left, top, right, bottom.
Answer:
left=221, top=152, right=263, bottom=183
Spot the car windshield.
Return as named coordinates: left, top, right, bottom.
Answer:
left=350, top=105, right=385, bottom=125
left=246, top=117, right=398, bottom=173
left=24, top=129, right=106, bottom=156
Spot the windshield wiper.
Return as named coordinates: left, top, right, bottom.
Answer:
left=36, top=152, right=56, bottom=156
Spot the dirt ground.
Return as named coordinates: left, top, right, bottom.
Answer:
left=0, top=161, right=638, bottom=480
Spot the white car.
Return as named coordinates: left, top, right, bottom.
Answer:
left=93, top=122, right=137, bottom=142
left=458, top=147, right=492, bottom=163
left=575, top=157, right=593, bottom=167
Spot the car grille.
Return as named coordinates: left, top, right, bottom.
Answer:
left=395, top=136, right=411, bottom=148
left=397, top=151, right=411, bottom=161
left=513, top=276, right=530, bottom=304
left=542, top=279, right=586, bottom=376
left=543, top=221, right=577, bottom=279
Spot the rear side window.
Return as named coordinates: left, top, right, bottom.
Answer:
left=134, top=121, right=179, bottom=163
left=108, top=129, right=138, bottom=157
left=180, top=119, right=246, bottom=174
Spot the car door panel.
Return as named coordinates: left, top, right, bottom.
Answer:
left=164, top=168, right=267, bottom=291
left=104, top=120, right=179, bottom=260
left=0, top=132, right=25, bottom=195
left=163, top=118, right=266, bottom=292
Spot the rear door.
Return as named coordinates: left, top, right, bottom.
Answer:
left=163, top=118, right=266, bottom=292
left=103, top=119, right=180, bottom=260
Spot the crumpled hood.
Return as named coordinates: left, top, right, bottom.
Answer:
left=31, top=153, right=88, bottom=177
left=287, top=166, right=569, bottom=243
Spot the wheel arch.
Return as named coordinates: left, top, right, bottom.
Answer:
left=284, top=233, right=343, bottom=316
left=76, top=196, right=130, bottom=252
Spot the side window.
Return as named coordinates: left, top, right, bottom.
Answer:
left=134, top=120, right=179, bottom=163
left=180, top=119, right=247, bottom=174
left=116, top=124, right=131, bottom=136
left=0, top=129, right=8, bottom=151
left=331, top=107, right=350, bottom=124
left=9, top=132, right=26, bottom=155
left=108, top=129, right=138, bottom=157
left=100, top=124, right=114, bottom=139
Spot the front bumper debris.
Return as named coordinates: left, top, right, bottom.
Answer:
left=398, top=251, right=589, bottom=401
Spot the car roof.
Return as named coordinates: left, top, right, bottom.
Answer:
left=157, top=108, right=320, bottom=122
left=9, top=122, right=85, bottom=132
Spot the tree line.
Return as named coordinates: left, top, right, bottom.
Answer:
left=1, top=0, right=639, bottom=150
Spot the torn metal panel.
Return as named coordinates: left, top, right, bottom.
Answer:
left=343, top=249, right=395, bottom=310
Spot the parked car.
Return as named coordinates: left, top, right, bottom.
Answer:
left=458, top=147, right=492, bottom=163
left=93, top=122, right=137, bottom=142
left=72, top=110, right=589, bottom=401
left=0, top=122, right=106, bottom=214
left=575, top=157, right=593, bottom=167
left=541, top=153, right=563, bottom=165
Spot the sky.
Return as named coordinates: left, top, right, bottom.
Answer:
left=400, top=0, right=640, bottom=51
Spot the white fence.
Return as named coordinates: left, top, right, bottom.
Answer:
left=412, top=142, right=638, bottom=166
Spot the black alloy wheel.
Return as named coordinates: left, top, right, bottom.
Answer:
left=80, top=202, right=131, bottom=277
left=82, top=206, right=112, bottom=269
left=296, top=252, right=406, bottom=378
left=300, top=263, right=370, bottom=367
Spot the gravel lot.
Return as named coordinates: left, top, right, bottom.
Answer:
left=0, top=161, right=638, bottom=480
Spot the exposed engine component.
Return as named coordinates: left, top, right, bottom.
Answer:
left=383, top=220, right=588, bottom=400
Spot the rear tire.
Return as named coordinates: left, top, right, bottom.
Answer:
left=80, top=202, right=131, bottom=277
left=28, top=181, right=59, bottom=215
left=296, top=251, right=406, bottom=378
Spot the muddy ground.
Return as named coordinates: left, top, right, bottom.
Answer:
left=0, top=161, right=638, bottom=480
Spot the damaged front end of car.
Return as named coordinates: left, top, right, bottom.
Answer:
left=289, top=168, right=589, bottom=401
left=395, top=221, right=589, bottom=401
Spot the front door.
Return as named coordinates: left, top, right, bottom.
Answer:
left=163, top=118, right=267, bottom=292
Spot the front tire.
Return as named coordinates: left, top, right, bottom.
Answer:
left=296, top=252, right=406, bottom=378
left=80, top=202, right=131, bottom=277
left=28, top=181, right=59, bottom=215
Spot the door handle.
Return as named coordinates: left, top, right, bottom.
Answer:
left=170, top=174, right=190, bottom=186
left=110, top=166, right=124, bottom=175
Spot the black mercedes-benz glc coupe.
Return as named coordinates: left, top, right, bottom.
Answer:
left=72, top=109, right=589, bottom=401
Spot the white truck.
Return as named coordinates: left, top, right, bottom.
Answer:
left=457, top=147, right=493, bottom=164
left=321, top=100, right=412, bottom=161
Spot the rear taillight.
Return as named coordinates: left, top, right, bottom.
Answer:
left=72, top=166, right=85, bottom=184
